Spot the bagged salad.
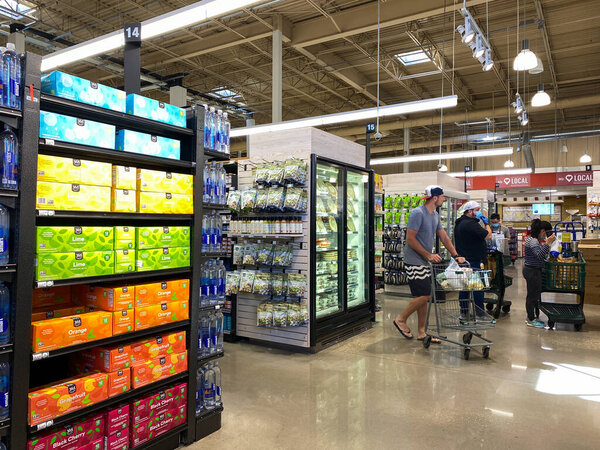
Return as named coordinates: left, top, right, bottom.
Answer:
left=252, top=272, right=272, bottom=295
left=287, top=302, right=301, bottom=327
left=283, top=188, right=308, bottom=212
left=283, top=158, right=307, bottom=185
left=254, top=163, right=270, bottom=185
left=256, top=243, right=274, bottom=266
left=243, top=243, right=258, bottom=265
left=272, top=244, right=293, bottom=267
left=226, top=271, right=240, bottom=295
left=266, top=187, right=285, bottom=211
left=287, top=273, right=307, bottom=297
left=271, top=273, right=287, bottom=296
left=255, top=188, right=269, bottom=210
left=267, top=162, right=285, bottom=185
left=227, top=190, right=241, bottom=212
left=241, top=188, right=257, bottom=211
left=239, top=270, right=256, bottom=293
left=257, top=301, right=273, bottom=327
left=272, top=302, right=289, bottom=327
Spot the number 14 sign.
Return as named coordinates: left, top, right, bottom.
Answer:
left=124, top=23, right=141, bottom=43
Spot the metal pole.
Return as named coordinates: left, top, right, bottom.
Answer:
left=272, top=15, right=283, bottom=123
left=123, top=23, right=142, bottom=95
left=404, top=125, right=410, bottom=173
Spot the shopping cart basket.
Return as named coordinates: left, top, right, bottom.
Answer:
left=423, top=261, right=495, bottom=360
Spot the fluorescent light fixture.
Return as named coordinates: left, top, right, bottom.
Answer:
left=370, top=147, right=513, bottom=166
left=531, top=83, right=551, bottom=107
left=447, top=168, right=532, bottom=177
left=395, top=50, right=431, bottom=66
left=485, top=408, right=514, bottom=418
left=580, top=153, right=592, bottom=163
left=541, top=189, right=557, bottom=193
left=230, top=95, right=458, bottom=137
left=513, top=39, right=538, bottom=71
left=482, top=134, right=499, bottom=141
left=41, top=0, right=267, bottom=71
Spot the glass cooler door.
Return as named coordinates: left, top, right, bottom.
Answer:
left=346, top=169, right=370, bottom=308
left=315, top=163, right=343, bottom=319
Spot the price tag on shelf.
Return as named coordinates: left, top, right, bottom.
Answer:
left=36, top=280, right=54, bottom=288
left=44, top=138, right=55, bottom=146
left=37, top=420, right=53, bottom=431
left=32, top=351, right=49, bottom=361
left=37, top=210, right=55, bottom=217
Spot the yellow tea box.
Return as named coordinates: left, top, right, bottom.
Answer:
left=36, top=181, right=111, bottom=211
left=136, top=169, right=193, bottom=195
left=137, top=192, right=193, bottom=214
left=112, top=188, right=137, bottom=213
left=112, top=165, right=137, bottom=190
left=37, top=154, right=112, bottom=186
left=114, top=226, right=135, bottom=250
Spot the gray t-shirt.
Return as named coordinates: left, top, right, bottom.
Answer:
left=404, top=205, right=442, bottom=265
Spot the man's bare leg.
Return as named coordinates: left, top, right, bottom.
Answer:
left=395, top=295, right=429, bottom=338
left=416, top=299, right=429, bottom=339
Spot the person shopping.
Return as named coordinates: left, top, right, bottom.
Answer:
left=523, top=219, right=555, bottom=328
left=490, top=213, right=510, bottom=239
left=394, top=186, right=464, bottom=342
left=454, top=201, right=492, bottom=321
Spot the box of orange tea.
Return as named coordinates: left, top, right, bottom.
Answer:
left=31, top=305, right=86, bottom=322
left=111, top=309, right=134, bottom=335
left=134, top=300, right=188, bottom=331
left=28, top=372, right=108, bottom=425
left=131, top=351, right=187, bottom=389
left=32, top=286, right=72, bottom=309
left=130, top=330, right=186, bottom=363
left=134, top=279, right=189, bottom=307
left=78, top=285, right=135, bottom=311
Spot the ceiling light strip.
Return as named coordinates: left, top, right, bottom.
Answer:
left=370, top=147, right=513, bottom=166
left=447, top=168, right=533, bottom=177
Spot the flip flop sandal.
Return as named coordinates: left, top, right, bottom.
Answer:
left=394, top=320, right=413, bottom=339
left=417, top=336, right=441, bottom=344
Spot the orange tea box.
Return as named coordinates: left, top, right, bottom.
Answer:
left=134, top=279, right=190, bottom=307
left=130, top=331, right=186, bottom=363
left=79, top=344, right=131, bottom=372
left=80, top=285, right=135, bottom=311
left=134, top=300, right=188, bottom=331
left=107, top=368, right=130, bottom=397
left=31, top=305, right=86, bottom=322
left=112, top=309, right=133, bottom=335
left=28, top=372, right=108, bottom=425
left=32, top=286, right=72, bottom=309
left=32, top=311, right=112, bottom=353
left=131, top=351, right=187, bottom=389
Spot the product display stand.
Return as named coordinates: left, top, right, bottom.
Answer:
left=221, top=162, right=239, bottom=343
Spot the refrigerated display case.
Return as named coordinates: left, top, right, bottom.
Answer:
left=310, top=156, right=375, bottom=346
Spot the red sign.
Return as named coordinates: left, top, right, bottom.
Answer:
left=556, top=171, right=593, bottom=186
left=495, top=174, right=531, bottom=188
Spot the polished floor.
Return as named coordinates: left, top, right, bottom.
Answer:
left=193, top=262, right=600, bottom=449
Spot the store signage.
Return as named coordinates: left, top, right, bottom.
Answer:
left=556, top=171, right=593, bottom=186
left=465, top=177, right=473, bottom=189
left=366, top=122, right=376, bottom=133
left=495, top=174, right=530, bottom=188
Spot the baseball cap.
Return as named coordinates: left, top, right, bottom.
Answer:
left=461, top=200, right=481, bottom=212
left=422, top=185, right=444, bottom=199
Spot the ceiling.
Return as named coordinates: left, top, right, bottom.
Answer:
left=3, top=0, right=600, bottom=157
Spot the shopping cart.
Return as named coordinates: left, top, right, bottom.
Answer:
left=484, top=250, right=513, bottom=318
left=423, top=261, right=495, bottom=360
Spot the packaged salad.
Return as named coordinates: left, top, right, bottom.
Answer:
left=257, top=302, right=273, bottom=327
left=283, top=158, right=307, bottom=185
left=256, top=243, right=274, bottom=266
left=266, top=187, right=285, bottom=211
left=227, top=190, right=241, bottom=212
left=272, top=302, right=289, bottom=327
left=271, top=273, right=287, bottom=296
left=243, top=243, right=258, bottom=265
left=241, top=188, right=257, bottom=211
left=239, top=270, right=256, bottom=293
left=254, top=163, right=270, bottom=185
left=287, top=302, right=301, bottom=327
left=267, top=162, right=285, bottom=185
left=287, top=273, right=307, bottom=297
left=283, top=188, right=303, bottom=212
left=252, top=272, right=272, bottom=295
left=255, top=188, right=268, bottom=210
left=226, top=271, right=240, bottom=295
left=232, top=244, right=244, bottom=265
left=299, top=300, right=309, bottom=325
left=272, top=244, right=293, bottom=267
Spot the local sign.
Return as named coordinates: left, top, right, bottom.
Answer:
left=556, top=171, right=593, bottom=186
left=495, top=174, right=531, bottom=188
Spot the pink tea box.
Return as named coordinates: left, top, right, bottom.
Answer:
left=80, top=438, right=104, bottom=450
left=29, top=413, right=105, bottom=450
left=130, top=405, right=186, bottom=447
left=105, top=427, right=129, bottom=450
left=105, top=404, right=130, bottom=435
left=130, top=382, right=187, bottom=426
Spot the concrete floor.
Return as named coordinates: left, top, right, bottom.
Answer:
left=192, top=262, right=600, bottom=449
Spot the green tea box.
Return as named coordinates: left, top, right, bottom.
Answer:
left=135, top=247, right=190, bottom=272
left=35, top=251, right=115, bottom=281
left=114, top=226, right=136, bottom=250
left=36, top=226, right=114, bottom=253
left=115, top=249, right=135, bottom=274
left=135, top=226, right=191, bottom=250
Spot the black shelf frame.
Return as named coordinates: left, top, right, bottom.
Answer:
left=36, top=209, right=193, bottom=223
left=197, top=350, right=224, bottom=365
left=136, top=424, right=187, bottom=449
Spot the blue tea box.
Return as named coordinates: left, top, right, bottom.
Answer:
left=116, top=129, right=181, bottom=160
left=126, top=94, right=187, bottom=128
left=39, top=111, right=116, bottom=149
left=41, top=71, right=126, bottom=112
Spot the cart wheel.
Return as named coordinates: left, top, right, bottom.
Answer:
left=462, top=332, right=473, bottom=345
left=486, top=303, right=494, bottom=312
left=547, top=321, right=555, bottom=330
left=422, top=335, right=432, bottom=349
left=502, top=304, right=511, bottom=313
left=574, top=324, right=582, bottom=332
left=463, top=348, right=470, bottom=360
left=482, top=346, right=490, bottom=359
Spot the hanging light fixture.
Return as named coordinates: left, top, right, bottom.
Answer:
left=438, top=163, right=448, bottom=172
left=461, top=17, right=475, bottom=43
left=512, top=93, right=524, bottom=114
left=504, top=158, right=515, bottom=168
left=481, top=48, right=494, bottom=71
left=513, top=39, right=538, bottom=71
left=529, top=56, right=544, bottom=74
left=531, top=83, right=551, bottom=107
left=473, top=34, right=485, bottom=58
left=519, top=112, right=529, bottom=126
left=560, top=144, right=568, bottom=153
left=580, top=152, right=592, bottom=163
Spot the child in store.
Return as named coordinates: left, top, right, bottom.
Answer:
left=522, top=219, right=556, bottom=328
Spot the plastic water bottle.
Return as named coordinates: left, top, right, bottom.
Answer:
left=203, top=104, right=210, bottom=150
left=215, top=309, right=224, bottom=351
left=3, top=43, right=19, bottom=109
left=202, top=215, right=210, bottom=253
left=216, top=261, right=226, bottom=303
left=209, top=261, right=218, bottom=305
left=0, top=47, right=5, bottom=107
left=209, top=165, right=217, bottom=204
left=1, top=126, right=18, bottom=189
left=200, top=313, right=211, bottom=356
left=210, top=313, right=218, bottom=353
left=0, top=362, right=9, bottom=420
left=200, top=262, right=208, bottom=307
left=208, top=215, right=217, bottom=252
left=203, top=364, right=216, bottom=410
left=216, top=110, right=223, bottom=152
left=195, top=368, right=204, bottom=413
left=0, top=283, right=9, bottom=344
left=222, top=112, right=230, bottom=155
left=217, top=164, right=226, bottom=204
left=209, top=107, right=217, bottom=150
left=0, top=205, right=8, bottom=265
left=213, top=362, right=222, bottom=406
left=203, top=164, right=210, bottom=203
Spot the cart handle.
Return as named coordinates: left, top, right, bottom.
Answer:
left=553, top=221, right=585, bottom=234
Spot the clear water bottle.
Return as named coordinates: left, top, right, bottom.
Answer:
left=0, top=283, right=9, bottom=344
left=222, top=112, right=230, bottom=155
left=209, top=165, right=217, bottom=204
left=216, top=110, right=223, bottom=153
left=200, top=262, right=209, bottom=307
left=3, top=43, right=19, bottom=109
left=195, top=368, right=204, bottom=414
left=200, top=313, right=211, bottom=356
left=0, top=362, right=9, bottom=420
left=0, top=205, right=8, bottom=264
left=208, top=107, right=217, bottom=150
left=209, top=261, right=218, bottom=305
left=203, top=104, right=210, bottom=150
left=213, top=361, right=222, bottom=406
left=1, top=126, right=19, bottom=189
left=217, top=164, right=226, bottom=204
left=0, top=47, right=5, bottom=107
left=203, top=364, right=216, bottom=410
left=216, top=261, right=226, bottom=303
left=210, top=313, right=218, bottom=353
left=215, top=309, right=224, bottom=351
left=209, top=215, right=220, bottom=252
left=203, top=164, right=210, bottom=203
left=202, top=215, right=210, bottom=253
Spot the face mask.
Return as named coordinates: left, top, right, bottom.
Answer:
left=475, top=211, right=483, bottom=219
left=492, top=223, right=499, bottom=228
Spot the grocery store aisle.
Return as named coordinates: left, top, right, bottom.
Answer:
left=193, top=262, right=600, bottom=449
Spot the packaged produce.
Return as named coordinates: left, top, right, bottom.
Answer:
left=137, top=191, right=194, bottom=214
left=283, top=158, right=307, bottom=185
left=272, top=302, right=289, bottom=327
left=266, top=187, right=285, bottom=210
left=131, top=383, right=187, bottom=425
left=256, top=243, right=274, bottom=266
left=112, top=165, right=137, bottom=190
left=254, top=164, right=269, bottom=185
left=252, top=272, right=272, bottom=295
left=36, top=226, right=114, bottom=254
left=114, top=249, right=135, bottom=274
left=78, top=285, right=135, bottom=311
left=134, top=279, right=189, bottom=307
left=105, top=404, right=129, bottom=435
left=26, top=412, right=105, bottom=450
left=287, top=273, right=307, bottom=297
left=31, top=311, right=112, bottom=353
left=242, top=244, right=258, bottom=266
left=240, top=188, right=257, bottom=211
left=135, top=246, right=191, bottom=271
left=136, top=226, right=191, bottom=249
left=272, top=244, right=293, bottom=267
left=239, top=270, right=256, bottom=293
left=271, top=273, right=286, bottom=296
left=267, top=162, right=284, bottom=185
left=28, top=372, right=108, bottom=425
left=36, top=181, right=111, bottom=212
left=41, top=71, right=126, bottom=112
left=39, top=111, right=116, bottom=149
left=130, top=330, right=186, bottom=362
left=116, top=129, right=181, bottom=160
left=32, top=286, right=72, bottom=309
left=126, top=93, right=187, bottom=128
left=31, top=305, right=86, bottom=322
left=113, top=226, right=135, bottom=250
left=35, top=251, right=115, bottom=281
left=131, top=351, right=188, bottom=388
left=136, top=169, right=193, bottom=195
left=134, top=300, right=189, bottom=330
left=256, top=302, right=273, bottom=327
left=283, top=187, right=304, bottom=212
left=37, top=154, right=112, bottom=187
left=232, top=245, right=243, bottom=265
left=107, top=369, right=131, bottom=397
left=105, top=427, right=128, bottom=449
left=225, top=271, right=240, bottom=295
left=299, top=299, right=309, bottom=324
left=255, top=189, right=268, bottom=210
left=111, top=188, right=136, bottom=213
left=287, top=302, right=301, bottom=327
left=226, top=190, right=241, bottom=212
left=111, top=309, right=133, bottom=335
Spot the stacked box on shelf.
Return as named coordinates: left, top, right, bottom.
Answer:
left=71, top=344, right=132, bottom=398
left=126, top=93, right=187, bottom=128
left=112, top=165, right=138, bottom=213
left=133, top=280, right=190, bottom=330
left=135, top=225, right=191, bottom=272
left=39, top=111, right=116, bottom=149
left=27, top=412, right=105, bottom=449
left=136, top=168, right=194, bottom=215
left=116, top=129, right=181, bottom=160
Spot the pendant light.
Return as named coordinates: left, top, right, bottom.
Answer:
left=512, top=93, right=524, bottom=114
left=513, top=39, right=538, bottom=71
left=473, top=34, right=485, bottom=58
left=580, top=153, right=592, bottom=163
left=504, top=158, right=515, bottom=168
left=519, top=111, right=529, bottom=126
left=481, top=48, right=494, bottom=71
left=461, top=17, right=475, bottom=43
left=529, top=56, right=544, bottom=74
left=438, top=163, right=448, bottom=172
left=531, top=83, right=551, bottom=107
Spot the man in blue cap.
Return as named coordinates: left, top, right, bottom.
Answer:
left=394, top=185, right=464, bottom=342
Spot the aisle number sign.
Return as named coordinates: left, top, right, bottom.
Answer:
left=124, top=23, right=142, bottom=43
left=366, top=122, right=376, bottom=134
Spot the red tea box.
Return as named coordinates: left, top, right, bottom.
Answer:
left=80, top=438, right=104, bottom=450
left=105, top=404, right=129, bottom=435
left=105, top=427, right=129, bottom=450
left=107, top=369, right=131, bottom=398
left=130, top=382, right=187, bottom=425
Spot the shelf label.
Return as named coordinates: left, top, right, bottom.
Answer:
left=37, top=210, right=55, bottom=217
left=32, top=351, right=49, bottom=361
left=37, top=420, right=53, bottom=430
left=37, top=281, right=54, bottom=288
left=45, top=139, right=55, bottom=146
